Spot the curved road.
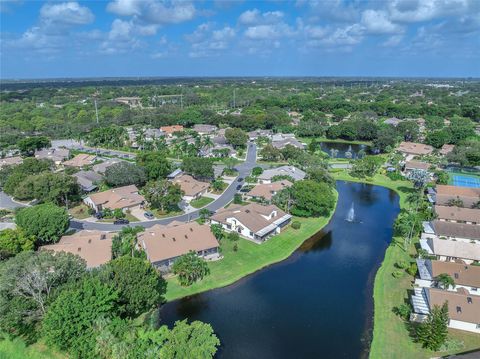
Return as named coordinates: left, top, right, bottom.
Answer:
left=71, top=143, right=257, bottom=231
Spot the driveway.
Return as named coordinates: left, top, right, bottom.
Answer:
left=70, top=143, right=258, bottom=231
left=0, top=191, right=27, bottom=210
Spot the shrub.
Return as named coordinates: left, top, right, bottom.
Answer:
left=392, top=270, right=404, bottom=278
left=393, top=303, right=412, bottom=320
left=228, top=232, right=240, bottom=241
left=291, top=221, right=301, bottom=230
left=406, top=262, right=418, bottom=276
left=395, top=260, right=409, bottom=269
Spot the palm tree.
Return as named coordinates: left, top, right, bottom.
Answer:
left=436, top=273, right=455, bottom=289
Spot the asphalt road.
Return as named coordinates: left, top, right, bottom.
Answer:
left=70, top=143, right=257, bottom=231
left=0, top=191, right=27, bottom=210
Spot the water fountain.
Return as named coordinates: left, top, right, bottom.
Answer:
left=346, top=202, right=355, bottom=222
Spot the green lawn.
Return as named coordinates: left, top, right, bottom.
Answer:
left=165, top=202, right=336, bottom=301
left=68, top=203, right=91, bottom=219
left=0, top=336, right=65, bottom=359
left=331, top=171, right=480, bottom=358
left=189, top=196, right=215, bottom=209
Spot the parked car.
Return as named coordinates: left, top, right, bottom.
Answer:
left=144, top=212, right=154, bottom=220
left=237, top=177, right=244, bottom=182
left=236, top=184, right=242, bottom=190
left=114, top=218, right=129, bottom=225
left=95, top=212, right=103, bottom=219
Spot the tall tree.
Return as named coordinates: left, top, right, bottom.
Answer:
left=105, top=162, right=146, bottom=187
left=143, top=180, right=183, bottom=212
left=136, top=151, right=171, bottom=180
left=417, top=302, right=449, bottom=351
left=172, top=251, right=210, bottom=286
left=225, top=128, right=248, bottom=148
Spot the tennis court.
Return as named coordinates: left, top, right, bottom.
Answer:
left=451, top=174, right=480, bottom=188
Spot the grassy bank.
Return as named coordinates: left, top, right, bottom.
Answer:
left=0, top=337, right=65, bottom=359
left=165, top=194, right=337, bottom=301
left=332, top=171, right=480, bottom=358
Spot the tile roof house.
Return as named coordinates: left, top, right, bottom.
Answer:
left=416, top=259, right=480, bottom=294
left=92, top=159, right=122, bottom=174
left=396, top=141, right=434, bottom=156
left=411, top=287, right=480, bottom=333
left=0, top=156, right=23, bottom=169
left=211, top=203, right=292, bottom=242
left=440, top=144, right=455, bottom=156
left=139, top=221, right=220, bottom=272
left=35, top=148, right=70, bottom=165
left=193, top=124, right=218, bottom=135
left=160, top=125, right=184, bottom=136
left=271, top=137, right=306, bottom=150
left=434, top=205, right=480, bottom=225
left=248, top=129, right=273, bottom=140
left=420, top=237, right=480, bottom=263
left=404, top=160, right=431, bottom=171
left=73, top=170, right=103, bottom=192
left=41, top=230, right=114, bottom=268
left=83, top=185, right=145, bottom=212
left=435, top=185, right=480, bottom=208
left=63, top=153, right=96, bottom=167
left=431, top=220, right=480, bottom=241
left=246, top=180, right=293, bottom=202
left=172, top=174, right=210, bottom=202
left=258, top=165, right=306, bottom=184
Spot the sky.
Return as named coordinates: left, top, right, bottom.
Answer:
left=1, top=0, right=479, bottom=79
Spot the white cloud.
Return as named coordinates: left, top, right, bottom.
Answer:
left=382, top=34, right=404, bottom=46
left=40, top=2, right=94, bottom=26
left=361, top=10, right=403, bottom=34
left=388, top=0, right=472, bottom=23
left=238, top=8, right=284, bottom=25
left=107, top=0, right=196, bottom=25
left=186, top=23, right=236, bottom=58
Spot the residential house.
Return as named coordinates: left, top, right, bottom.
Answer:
left=144, top=128, right=165, bottom=141
left=411, top=287, right=480, bottom=333
left=84, top=185, right=145, bottom=213
left=63, top=153, right=96, bottom=168
left=115, top=97, right=142, bottom=108
left=248, top=129, right=273, bottom=140
left=384, top=117, right=404, bottom=126
left=41, top=230, right=114, bottom=268
left=139, top=221, right=220, bottom=272
left=440, top=144, right=455, bottom=156
left=258, top=165, right=306, bottom=184
left=0, top=156, right=22, bottom=169
left=416, top=259, right=480, bottom=296
left=73, top=170, right=103, bottom=192
left=403, top=160, right=431, bottom=175
left=211, top=203, right=292, bottom=242
left=160, top=125, right=184, bottom=137
left=193, top=124, right=218, bottom=135
left=396, top=141, right=434, bottom=157
left=434, top=206, right=480, bottom=225
left=35, top=148, right=70, bottom=165
left=246, top=180, right=293, bottom=203
left=435, top=185, right=480, bottom=208
left=172, top=174, right=210, bottom=202
left=271, top=135, right=306, bottom=150
left=92, top=159, right=121, bottom=174
left=428, top=220, right=480, bottom=241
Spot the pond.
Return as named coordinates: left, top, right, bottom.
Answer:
left=320, top=141, right=371, bottom=159
left=159, top=181, right=400, bottom=359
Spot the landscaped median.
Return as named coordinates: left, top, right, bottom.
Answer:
left=165, top=191, right=338, bottom=301
left=331, top=170, right=480, bottom=358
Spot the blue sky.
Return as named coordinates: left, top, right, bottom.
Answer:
left=1, top=0, right=479, bottom=79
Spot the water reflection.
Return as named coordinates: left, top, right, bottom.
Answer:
left=320, top=142, right=371, bottom=159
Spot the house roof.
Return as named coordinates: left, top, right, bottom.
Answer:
left=35, top=148, right=70, bottom=162
left=160, top=125, right=184, bottom=134
left=193, top=124, right=217, bottom=133
left=87, top=185, right=144, bottom=209
left=167, top=168, right=183, bottom=179
left=258, top=165, right=306, bottom=181
left=428, top=288, right=480, bottom=324
left=139, top=222, right=219, bottom=264
left=247, top=180, right=293, bottom=201
left=211, top=202, right=288, bottom=233
left=271, top=138, right=305, bottom=149
left=0, top=156, right=22, bottom=168
left=172, top=174, right=209, bottom=197
left=432, top=220, right=480, bottom=240
left=405, top=160, right=431, bottom=171
left=431, top=260, right=480, bottom=288
left=63, top=153, right=96, bottom=167
left=435, top=205, right=480, bottom=223
left=426, top=238, right=480, bottom=261
left=440, top=144, right=455, bottom=155
left=73, top=170, right=103, bottom=191
left=41, top=230, right=113, bottom=268
left=92, top=159, right=121, bottom=174
left=397, top=141, right=434, bottom=155
left=436, top=185, right=480, bottom=198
